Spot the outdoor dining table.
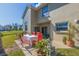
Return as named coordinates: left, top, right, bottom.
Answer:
left=23, top=34, right=37, bottom=47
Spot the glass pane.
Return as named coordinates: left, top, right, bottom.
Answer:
left=42, top=6, right=48, bottom=12
left=55, top=22, right=68, bottom=31
left=42, top=6, right=48, bottom=17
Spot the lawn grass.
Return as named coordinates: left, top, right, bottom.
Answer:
left=1, top=30, right=24, bottom=56
left=8, top=49, right=25, bottom=56
left=57, top=48, right=79, bottom=56
left=2, top=35, right=16, bottom=48
left=1, top=30, right=23, bottom=36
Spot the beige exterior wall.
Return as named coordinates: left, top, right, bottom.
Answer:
left=37, top=7, right=50, bottom=24
left=24, top=8, right=32, bottom=33
left=23, top=3, right=79, bottom=47
left=31, top=9, right=38, bottom=31
left=49, top=4, right=79, bottom=23
left=23, top=8, right=38, bottom=33
left=48, top=3, right=79, bottom=47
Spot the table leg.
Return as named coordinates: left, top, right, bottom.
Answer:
left=29, top=40, right=32, bottom=48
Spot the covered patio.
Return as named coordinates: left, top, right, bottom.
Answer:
left=15, top=31, right=50, bottom=56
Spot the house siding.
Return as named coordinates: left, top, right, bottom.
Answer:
left=23, top=8, right=32, bottom=33
left=31, top=9, right=38, bottom=31
left=23, top=3, right=79, bottom=48
left=48, top=3, right=79, bottom=47
left=49, top=3, right=79, bottom=23
left=37, top=6, right=50, bottom=24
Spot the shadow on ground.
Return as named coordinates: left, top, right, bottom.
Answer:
left=56, top=52, right=65, bottom=56
left=74, top=46, right=79, bottom=49
left=0, top=34, right=7, bottom=56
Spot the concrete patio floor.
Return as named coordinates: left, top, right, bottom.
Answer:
left=52, top=35, right=71, bottom=48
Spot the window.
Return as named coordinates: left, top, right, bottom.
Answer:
left=76, top=20, right=79, bottom=24
left=31, top=3, right=41, bottom=8
left=24, top=21, right=27, bottom=30
left=34, top=27, right=40, bottom=32
left=55, top=22, right=68, bottom=31
left=41, top=6, right=48, bottom=17
left=42, top=27, right=49, bottom=38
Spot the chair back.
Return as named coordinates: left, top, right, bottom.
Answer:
left=37, top=32, right=43, bottom=41
left=32, top=32, right=36, bottom=35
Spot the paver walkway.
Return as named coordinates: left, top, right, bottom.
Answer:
left=15, top=40, right=37, bottom=56
left=0, top=37, right=7, bottom=56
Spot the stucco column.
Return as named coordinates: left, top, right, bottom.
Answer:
left=49, top=22, right=56, bottom=56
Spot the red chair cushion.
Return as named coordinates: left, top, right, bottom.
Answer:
left=32, top=32, right=36, bottom=35
left=37, top=32, right=43, bottom=41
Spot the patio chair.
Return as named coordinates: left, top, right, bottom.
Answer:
left=32, top=39, right=38, bottom=46
left=32, top=32, right=36, bottom=35
left=20, top=36, right=30, bottom=47
left=37, top=32, right=43, bottom=41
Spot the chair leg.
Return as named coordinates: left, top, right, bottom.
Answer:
left=21, top=42, right=24, bottom=47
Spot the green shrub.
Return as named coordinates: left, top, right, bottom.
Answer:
left=35, top=40, right=49, bottom=56
left=16, top=32, right=23, bottom=39
left=8, top=50, right=24, bottom=56
left=63, top=36, right=67, bottom=44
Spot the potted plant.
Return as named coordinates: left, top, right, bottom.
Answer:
left=63, top=36, right=67, bottom=44
left=66, top=22, right=75, bottom=47
left=35, top=40, right=49, bottom=56
left=66, top=30, right=74, bottom=47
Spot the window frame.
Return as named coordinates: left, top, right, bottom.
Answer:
left=55, top=22, right=68, bottom=31
left=41, top=5, right=48, bottom=17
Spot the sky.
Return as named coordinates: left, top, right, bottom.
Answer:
left=0, top=3, right=27, bottom=26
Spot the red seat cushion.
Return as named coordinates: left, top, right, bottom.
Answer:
left=32, top=32, right=36, bottom=35
left=37, top=32, right=43, bottom=41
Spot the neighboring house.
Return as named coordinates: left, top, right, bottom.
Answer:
left=0, top=25, right=4, bottom=31
left=17, top=25, right=23, bottom=30
left=4, top=25, right=12, bottom=31
left=22, top=3, right=79, bottom=47
left=11, top=23, right=22, bottom=30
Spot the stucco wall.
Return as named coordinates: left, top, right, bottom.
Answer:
left=24, top=8, right=31, bottom=33
left=23, top=8, right=38, bottom=33
left=49, top=3, right=79, bottom=23
left=48, top=3, right=79, bottom=47
left=37, top=7, right=50, bottom=24
left=31, top=9, right=38, bottom=31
